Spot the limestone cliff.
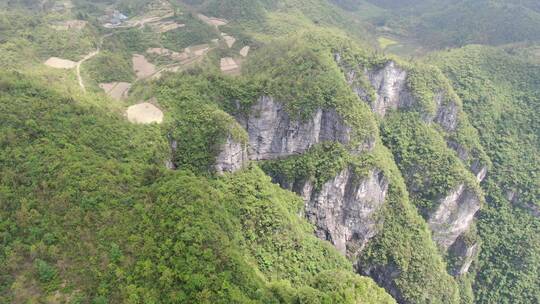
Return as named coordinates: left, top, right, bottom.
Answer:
left=433, top=91, right=459, bottom=132
left=304, top=168, right=389, bottom=259
left=273, top=168, right=389, bottom=261
left=215, top=135, right=248, bottom=174
left=428, top=184, right=481, bottom=249
left=342, top=59, right=486, bottom=175
left=235, top=96, right=372, bottom=160
left=347, top=61, right=415, bottom=117
left=448, top=235, right=479, bottom=276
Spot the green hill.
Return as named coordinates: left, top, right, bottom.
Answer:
left=0, top=0, right=539, bottom=304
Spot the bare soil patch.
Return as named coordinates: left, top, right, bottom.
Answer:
left=197, top=14, right=228, bottom=26
left=126, top=99, right=164, bottom=124
left=239, top=46, right=250, bottom=57
left=151, top=20, right=185, bottom=33
left=44, top=57, right=77, bottom=69
left=99, top=82, right=131, bottom=100
left=221, top=34, right=236, bottom=48
left=51, top=20, right=87, bottom=30
left=132, top=54, right=157, bottom=79
left=220, top=57, right=240, bottom=74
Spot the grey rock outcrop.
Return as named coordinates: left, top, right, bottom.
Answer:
left=342, top=60, right=415, bottom=117
left=433, top=92, right=459, bottom=132
left=303, top=168, right=389, bottom=259
left=215, top=135, right=248, bottom=174
left=448, top=140, right=488, bottom=182
left=365, top=61, right=415, bottom=117
left=471, top=160, right=488, bottom=182
left=428, top=184, right=481, bottom=249
left=165, top=138, right=177, bottom=170
left=236, top=96, right=370, bottom=160
left=448, top=236, right=479, bottom=276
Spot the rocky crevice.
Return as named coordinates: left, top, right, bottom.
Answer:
left=165, top=137, right=177, bottom=170
left=448, top=236, right=479, bottom=276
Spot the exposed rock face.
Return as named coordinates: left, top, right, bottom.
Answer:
left=166, top=139, right=177, bottom=170
left=367, top=62, right=415, bottom=117
left=359, top=264, right=403, bottom=303
left=236, top=96, right=368, bottom=160
left=448, top=140, right=488, bottom=182
left=347, top=61, right=415, bottom=117
left=215, top=136, right=248, bottom=174
left=433, top=92, right=459, bottom=131
left=303, top=168, right=389, bottom=258
left=448, top=236, right=479, bottom=276
left=471, top=160, right=488, bottom=182
left=428, top=184, right=481, bottom=249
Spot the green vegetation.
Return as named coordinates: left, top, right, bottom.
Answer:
left=1, top=1, right=539, bottom=303
left=0, top=69, right=395, bottom=303
left=161, top=13, right=219, bottom=50
left=381, top=112, right=481, bottom=216
left=0, top=10, right=99, bottom=67
left=103, top=27, right=159, bottom=54
left=261, top=143, right=351, bottom=191
left=377, top=36, right=398, bottom=50
left=430, top=45, right=540, bottom=304
left=83, top=50, right=135, bottom=83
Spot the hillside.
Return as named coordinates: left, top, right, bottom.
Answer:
left=330, top=0, right=540, bottom=53
left=0, top=0, right=539, bottom=304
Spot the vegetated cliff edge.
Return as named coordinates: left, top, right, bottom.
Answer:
left=210, top=33, right=492, bottom=304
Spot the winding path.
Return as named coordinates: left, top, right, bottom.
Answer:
left=76, top=33, right=115, bottom=92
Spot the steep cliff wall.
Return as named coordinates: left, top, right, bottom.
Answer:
left=338, top=58, right=485, bottom=274
left=215, top=135, right=248, bottom=174
left=344, top=61, right=415, bottom=117
left=303, top=168, right=388, bottom=259
left=342, top=58, right=486, bottom=169
left=235, top=96, right=373, bottom=161
left=428, top=184, right=481, bottom=249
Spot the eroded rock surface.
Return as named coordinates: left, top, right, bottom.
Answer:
left=236, top=96, right=363, bottom=160
left=428, top=184, right=481, bottom=249
left=448, top=236, right=479, bottom=276
left=366, top=61, right=415, bottom=117
left=303, top=168, right=389, bottom=258
left=433, top=92, right=459, bottom=131
left=215, top=136, right=248, bottom=174
left=448, top=140, right=488, bottom=182
left=341, top=60, right=415, bottom=117
left=471, top=160, right=488, bottom=182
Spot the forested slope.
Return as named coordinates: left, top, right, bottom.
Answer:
left=430, top=46, right=540, bottom=304
left=0, top=71, right=394, bottom=303
left=0, top=0, right=539, bottom=303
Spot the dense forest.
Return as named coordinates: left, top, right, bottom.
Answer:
left=0, top=0, right=538, bottom=303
